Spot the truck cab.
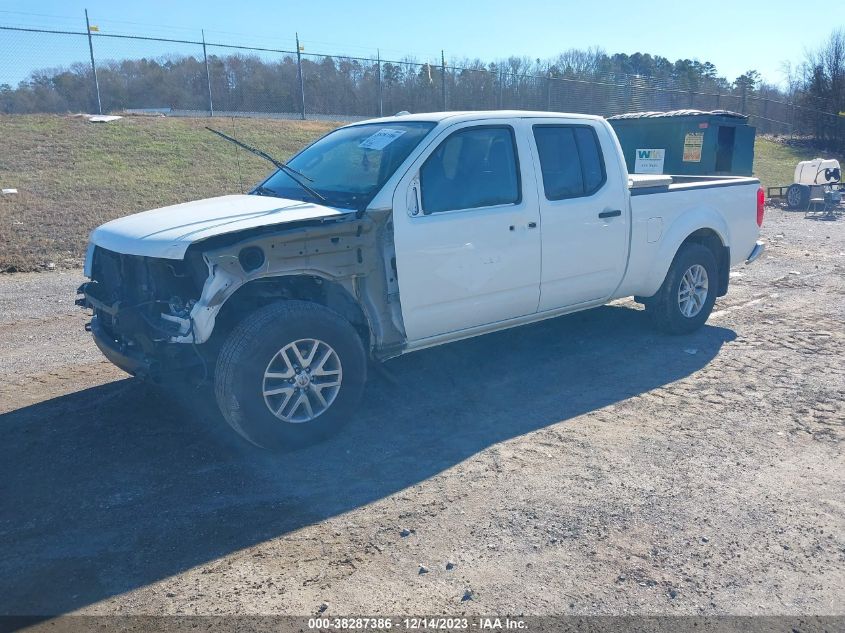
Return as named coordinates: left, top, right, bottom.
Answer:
left=392, top=115, right=630, bottom=342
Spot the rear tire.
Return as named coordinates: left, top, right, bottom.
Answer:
left=645, top=243, right=718, bottom=334
left=214, top=300, right=367, bottom=450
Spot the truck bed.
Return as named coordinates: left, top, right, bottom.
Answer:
left=616, top=174, right=762, bottom=299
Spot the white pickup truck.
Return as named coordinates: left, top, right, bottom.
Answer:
left=78, top=111, right=765, bottom=449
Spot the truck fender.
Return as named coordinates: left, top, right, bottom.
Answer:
left=638, top=206, right=730, bottom=299
left=176, top=265, right=366, bottom=346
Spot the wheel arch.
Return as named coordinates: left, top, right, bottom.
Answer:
left=638, top=210, right=730, bottom=300
left=211, top=274, right=372, bottom=352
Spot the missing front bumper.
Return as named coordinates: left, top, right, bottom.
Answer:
left=90, top=317, right=152, bottom=377
left=88, top=315, right=203, bottom=382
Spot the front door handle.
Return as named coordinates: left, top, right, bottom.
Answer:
left=527, top=221, right=537, bottom=228
left=599, top=209, right=622, bottom=219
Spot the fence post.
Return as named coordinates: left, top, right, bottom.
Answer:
left=441, top=50, right=447, bottom=111
left=202, top=30, right=214, bottom=117
left=761, top=96, right=768, bottom=131
left=84, top=9, right=102, bottom=115
left=789, top=101, right=795, bottom=136
left=296, top=33, right=306, bottom=120
left=499, top=69, right=504, bottom=108
left=377, top=49, right=383, bottom=117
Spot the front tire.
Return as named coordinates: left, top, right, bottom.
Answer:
left=214, top=300, right=367, bottom=450
left=645, top=243, right=718, bottom=334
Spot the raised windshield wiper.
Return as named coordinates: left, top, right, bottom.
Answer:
left=205, top=127, right=326, bottom=203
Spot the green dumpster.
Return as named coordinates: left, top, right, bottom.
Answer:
left=607, top=110, right=755, bottom=177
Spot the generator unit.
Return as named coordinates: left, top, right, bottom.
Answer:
left=785, top=159, right=842, bottom=209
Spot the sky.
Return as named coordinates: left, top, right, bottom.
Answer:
left=0, top=0, right=839, bottom=87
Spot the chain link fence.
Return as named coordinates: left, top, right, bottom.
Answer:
left=1, top=24, right=843, bottom=149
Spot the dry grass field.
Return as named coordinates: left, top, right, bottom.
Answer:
left=0, top=114, right=337, bottom=272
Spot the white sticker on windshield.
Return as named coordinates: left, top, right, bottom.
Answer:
left=358, top=128, right=406, bottom=150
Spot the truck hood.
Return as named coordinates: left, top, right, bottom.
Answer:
left=89, top=194, right=348, bottom=259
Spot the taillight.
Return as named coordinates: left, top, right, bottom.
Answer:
left=756, top=187, right=765, bottom=227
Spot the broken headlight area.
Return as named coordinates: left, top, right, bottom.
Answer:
left=76, top=247, right=208, bottom=379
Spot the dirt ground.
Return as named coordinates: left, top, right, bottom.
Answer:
left=0, top=206, right=843, bottom=618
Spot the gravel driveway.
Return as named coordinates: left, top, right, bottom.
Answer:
left=0, top=207, right=842, bottom=618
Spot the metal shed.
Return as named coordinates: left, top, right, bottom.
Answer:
left=607, top=110, right=756, bottom=177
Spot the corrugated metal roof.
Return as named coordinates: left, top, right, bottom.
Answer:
left=607, top=109, right=747, bottom=120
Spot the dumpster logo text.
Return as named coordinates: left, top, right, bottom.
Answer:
left=635, top=148, right=665, bottom=174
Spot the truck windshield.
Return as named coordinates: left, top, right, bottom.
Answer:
left=255, top=121, right=436, bottom=210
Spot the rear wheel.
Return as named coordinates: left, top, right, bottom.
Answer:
left=214, top=300, right=367, bottom=450
left=645, top=243, right=718, bottom=334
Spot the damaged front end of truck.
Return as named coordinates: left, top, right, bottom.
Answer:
left=76, top=208, right=407, bottom=384
left=76, top=244, right=210, bottom=380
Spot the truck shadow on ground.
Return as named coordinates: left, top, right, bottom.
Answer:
left=0, top=305, right=735, bottom=616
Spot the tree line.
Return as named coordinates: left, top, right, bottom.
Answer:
left=1, top=29, right=842, bottom=150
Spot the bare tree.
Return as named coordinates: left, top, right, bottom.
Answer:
left=789, top=28, right=845, bottom=147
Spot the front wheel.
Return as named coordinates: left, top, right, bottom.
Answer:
left=214, top=300, right=367, bottom=450
left=645, top=243, right=718, bottom=334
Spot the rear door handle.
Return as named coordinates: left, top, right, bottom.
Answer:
left=527, top=221, right=537, bottom=228
left=598, top=209, right=622, bottom=219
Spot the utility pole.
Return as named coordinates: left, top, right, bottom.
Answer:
left=202, top=29, right=214, bottom=116
left=296, top=32, right=306, bottom=120
left=441, top=50, right=447, bottom=112
left=84, top=9, right=102, bottom=115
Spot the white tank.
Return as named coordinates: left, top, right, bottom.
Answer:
left=794, top=158, right=841, bottom=185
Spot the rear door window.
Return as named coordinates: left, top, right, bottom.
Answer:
left=533, top=125, right=606, bottom=200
